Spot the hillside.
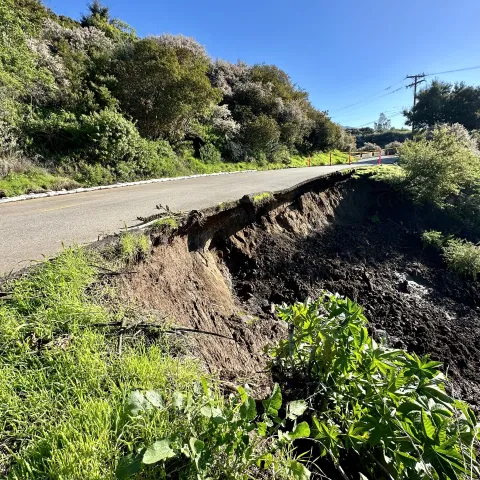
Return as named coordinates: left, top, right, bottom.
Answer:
left=0, top=0, right=354, bottom=197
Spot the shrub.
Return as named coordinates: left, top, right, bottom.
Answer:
left=199, top=143, right=221, bottom=164
left=399, top=125, right=480, bottom=205
left=421, top=230, right=445, bottom=250
left=70, top=161, right=115, bottom=186
left=269, top=294, right=480, bottom=480
left=270, top=145, right=292, bottom=165
left=385, top=140, right=402, bottom=150
left=25, top=110, right=183, bottom=183
left=443, top=238, right=480, bottom=279
left=358, top=142, right=380, bottom=152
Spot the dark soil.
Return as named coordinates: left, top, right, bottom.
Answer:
left=214, top=177, right=480, bottom=408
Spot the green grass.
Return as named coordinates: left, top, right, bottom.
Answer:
left=186, top=150, right=352, bottom=175
left=150, top=217, right=178, bottom=229
left=353, top=164, right=406, bottom=184
left=0, top=246, right=307, bottom=479
left=289, top=150, right=352, bottom=167
left=0, top=248, right=213, bottom=479
left=0, top=170, right=79, bottom=196
left=252, top=191, right=273, bottom=205
left=119, top=231, right=150, bottom=263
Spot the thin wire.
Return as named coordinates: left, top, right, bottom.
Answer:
left=336, top=105, right=402, bottom=122
left=331, top=84, right=407, bottom=121
left=332, top=65, right=480, bottom=117
left=337, top=110, right=402, bottom=125
left=356, top=111, right=404, bottom=128
left=330, top=77, right=407, bottom=114
left=425, top=65, right=480, bottom=77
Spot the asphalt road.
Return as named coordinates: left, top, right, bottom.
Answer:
left=0, top=157, right=395, bottom=273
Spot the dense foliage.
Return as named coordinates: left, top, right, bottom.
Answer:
left=0, top=245, right=309, bottom=479
left=0, top=0, right=353, bottom=195
left=399, top=125, right=480, bottom=206
left=270, top=294, right=480, bottom=480
left=404, top=80, right=480, bottom=131
left=345, top=127, right=411, bottom=149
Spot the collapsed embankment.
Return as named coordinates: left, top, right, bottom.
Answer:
left=116, top=170, right=480, bottom=407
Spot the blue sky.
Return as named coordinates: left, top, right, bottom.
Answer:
left=44, top=0, right=480, bottom=129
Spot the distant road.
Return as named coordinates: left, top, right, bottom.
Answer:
left=0, top=157, right=396, bottom=273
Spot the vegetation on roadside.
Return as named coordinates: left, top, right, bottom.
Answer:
left=347, top=127, right=411, bottom=149
left=0, top=246, right=309, bottom=479
left=151, top=217, right=178, bottom=230
left=404, top=80, right=480, bottom=131
left=0, top=0, right=355, bottom=197
left=252, top=191, right=273, bottom=205
left=119, top=230, right=150, bottom=263
left=270, top=294, right=480, bottom=480
left=358, top=124, right=480, bottom=255
left=1, top=233, right=478, bottom=479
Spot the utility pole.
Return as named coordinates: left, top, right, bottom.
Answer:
left=406, top=73, right=426, bottom=134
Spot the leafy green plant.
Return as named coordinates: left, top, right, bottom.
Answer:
left=422, top=230, right=446, bottom=250
left=269, top=294, right=480, bottom=480
left=443, top=238, right=480, bottom=279
left=117, top=381, right=311, bottom=479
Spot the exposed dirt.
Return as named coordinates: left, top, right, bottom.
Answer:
left=118, top=236, right=285, bottom=396
left=120, top=174, right=480, bottom=408
left=213, top=178, right=480, bottom=408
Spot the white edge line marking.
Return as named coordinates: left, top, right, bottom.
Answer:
left=0, top=155, right=391, bottom=205
left=0, top=169, right=258, bottom=204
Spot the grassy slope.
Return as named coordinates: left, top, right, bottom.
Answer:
left=0, top=170, right=79, bottom=197
left=0, top=151, right=353, bottom=197
left=0, top=248, right=205, bottom=479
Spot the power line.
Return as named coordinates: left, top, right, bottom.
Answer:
left=355, top=111, right=404, bottom=128
left=330, top=77, right=407, bottom=114
left=332, top=65, right=480, bottom=119
left=406, top=73, right=426, bottom=133
left=336, top=106, right=403, bottom=124
left=425, top=65, right=480, bottom=77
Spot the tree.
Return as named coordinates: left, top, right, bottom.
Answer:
left=80, top=0, right=110, bottom=25
left=80, top=0, right=135, bottom=40
left=374, top=112, right=391, bottom=132
left=114, top=37, right=221, bottom=142
left=242, top=114, right=281, bottom=156
left=304, top=110, right=343, bottom=152
left=404, top=80, right=480, bottom=131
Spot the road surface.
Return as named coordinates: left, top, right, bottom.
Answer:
left=0, top=157, right=395, bottom=273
